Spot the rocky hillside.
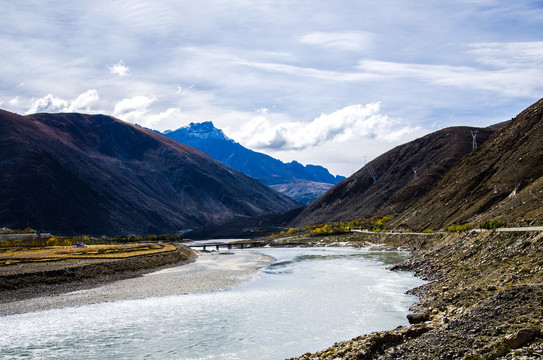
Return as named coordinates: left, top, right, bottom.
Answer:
left=163, top=122, right=345, bottom=204
left=0, top=110, right=300, bottom=235
left=392, top=97, right=543, bottom=230
left=292, top=125, right=499, bottom=226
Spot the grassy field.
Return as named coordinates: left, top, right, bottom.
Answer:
left=0, top=243, right=177, bottom=266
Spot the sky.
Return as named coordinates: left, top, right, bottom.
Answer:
left=2, top=1, right=543, bottom=177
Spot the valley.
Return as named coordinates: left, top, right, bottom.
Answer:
left=4, top=2, right=543, bottom=359
left=1, top=97, right=543, bottom=359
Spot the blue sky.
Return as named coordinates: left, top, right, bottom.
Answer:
left=2, top=1, right=543, bottom=176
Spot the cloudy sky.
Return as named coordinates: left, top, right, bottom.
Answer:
left=2, top=1, right=543, bottom=176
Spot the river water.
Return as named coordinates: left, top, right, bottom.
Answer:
left=0, top=247, right=424, bottom=360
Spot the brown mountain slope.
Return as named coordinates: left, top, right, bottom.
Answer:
left=392, top=97, right=543, bottom=230
left=0, top=110, right=300, bottom=235
left=291, top=125, right=499, bottom=226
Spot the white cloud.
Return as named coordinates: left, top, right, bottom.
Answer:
left=9, top=97, right=19, bottom=105
left=238, top=61, right=380, bottom=82
left=300, top=31, right=375, bottom=52
left=232, top=102, right=420, bottom=151
left=146, top=107, right=184, bottom=128
left=239, top=41, right=543, bottom=97
left=68, top=89, right=100, bottom=112
left=176, top=85, right=195, bottom=95
left=357, top=60, right=475, bottom=79
left=26, top=90, right=99, bottom=114
left=113, top=95, right=181, bottom=128
left=108, top=60, right=130, bottom=77
left=113, top=95, right=156, bottom=117
left=468, top=41, right=543, bottom=68
left=357, top=49, right=543, bottom=97
left=26, top=94, right=69, bottom=114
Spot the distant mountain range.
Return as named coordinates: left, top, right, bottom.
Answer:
left=0, top=110, right=300, bottom=235
left=162, top=122, right=345, bottom=204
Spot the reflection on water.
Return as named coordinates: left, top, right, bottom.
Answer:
left=0, top=247, right=424, bottom=360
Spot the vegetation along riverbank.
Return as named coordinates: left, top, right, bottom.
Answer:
left=275, top=230, right=543, bottom=359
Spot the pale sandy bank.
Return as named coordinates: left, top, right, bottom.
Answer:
left=0, top=251, right=273, bottom=316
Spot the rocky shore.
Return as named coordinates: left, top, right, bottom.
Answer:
left=289, top=231, right=543, bottom=359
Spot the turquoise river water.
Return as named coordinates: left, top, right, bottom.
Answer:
left=0, top=247, right=424, bottom=360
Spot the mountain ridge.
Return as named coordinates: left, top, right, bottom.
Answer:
left=291, top=98, right=543, bottom=231
left=0, top=110, right=300, bottom=235
left=391, top=97, right=543, bottom=230
left=291, top=124, right=500, bottom=227
left=162, top=121, right=345, bottom=204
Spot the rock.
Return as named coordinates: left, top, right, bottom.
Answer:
left=407, top=313, right=430, bottom=324
left=504, top=328, right=539, bottom=349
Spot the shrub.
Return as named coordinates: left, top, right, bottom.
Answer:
left=478, top=219, right=504, bottom=230
left=446, top=224, right=473, bottom=232
left=46, top=237, right=59, bottom=246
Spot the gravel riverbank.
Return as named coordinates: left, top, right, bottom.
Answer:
left=0, top=250, right=273, bottom=316
left=0, top=245, right=195, bottom=306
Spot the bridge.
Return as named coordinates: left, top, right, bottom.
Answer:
left=186, top=241, right=270, bottom=251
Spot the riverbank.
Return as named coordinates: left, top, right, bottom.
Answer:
left=0, top=250, right=273, bottom=316
left=0, top=244, right=196, bottom=310
left=4, top=232, right=543, bottom=358
left=285, top=231, right=543, bottom=359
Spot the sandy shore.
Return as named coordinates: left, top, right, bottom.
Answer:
left=0, top=251, right=273, bottom=316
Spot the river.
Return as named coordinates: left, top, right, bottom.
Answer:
left=0, top=247, right=424, bottom=360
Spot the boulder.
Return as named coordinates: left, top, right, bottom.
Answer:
left=407, top=313, right=430, bottom=324
left=505, top=328, right=539, bottom=349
